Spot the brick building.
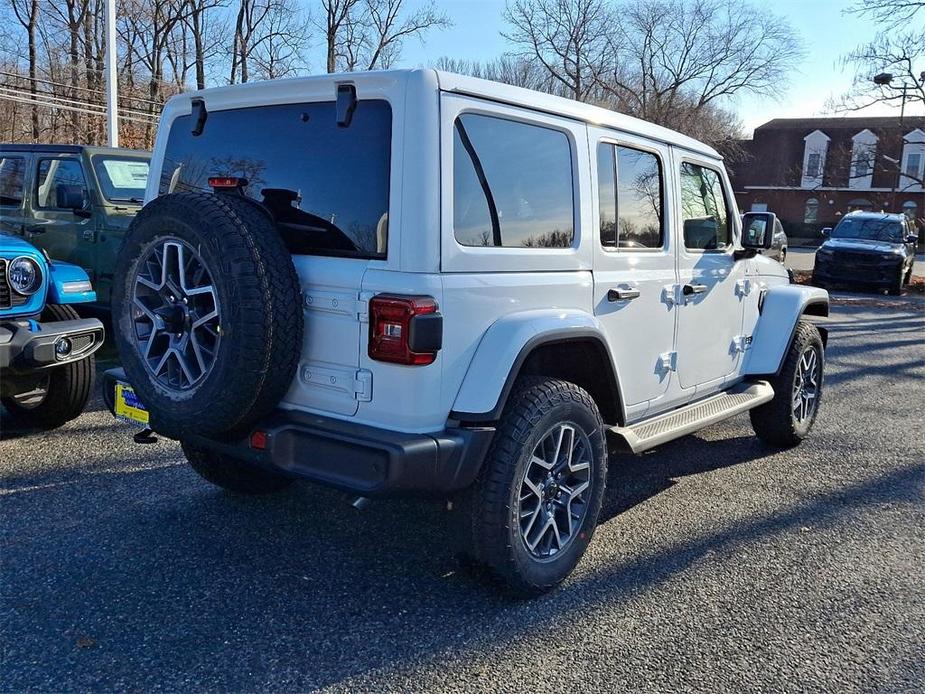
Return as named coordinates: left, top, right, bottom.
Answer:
left=730, top=116, right=925, bottom=239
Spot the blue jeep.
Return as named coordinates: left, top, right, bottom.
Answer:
left=0, top=232, right=104, bottom=428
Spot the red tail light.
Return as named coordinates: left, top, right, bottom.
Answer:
left=208, top=176, right=248, bottom=190
left=368, top=294, right=442, bottom=365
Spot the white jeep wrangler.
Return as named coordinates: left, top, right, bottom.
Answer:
left=107, top=70, right=828, bottom=595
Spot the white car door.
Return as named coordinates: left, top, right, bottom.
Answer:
left=673, top=153, right=747, bottom=391
left=590, top=128, right=678, bottom=418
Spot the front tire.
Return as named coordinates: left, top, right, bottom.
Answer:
left=464, top=377, right=607, bottom=596
left=182, top=441, right=294, bottom=494
left=750, top=321, right=824, bottom=447
left=1, top=304, right=95, bottom=429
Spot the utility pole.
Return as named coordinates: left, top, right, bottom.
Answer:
left=104, top=0, right=118, bottom=147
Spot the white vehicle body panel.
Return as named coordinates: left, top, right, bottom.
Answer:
left=744, top=284, right=829, bottom=376
left=146, top=68, right=827, bottom=436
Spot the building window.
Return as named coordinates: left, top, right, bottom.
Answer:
left=849, top=129, right=878, bottom=190
left=806, top=153, right=821, bottom=178
left=903, top=200, right=918, bottom=221
left=801, top=130, right=829, bottom=189
left=804, top=197, right=819, bottom=223
left=905, top=152, right=922, bottom=179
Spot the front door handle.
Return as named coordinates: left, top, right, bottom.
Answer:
left=682, top=283, right=707, bottom=296
left=24, top=224, right=45, bottom=235
left=608, top=287, right=641, bottom=302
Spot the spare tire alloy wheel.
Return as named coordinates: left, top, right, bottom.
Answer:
left=132, top=238, right=221, bottom=391
left=518, top=423, right=592, bottom=559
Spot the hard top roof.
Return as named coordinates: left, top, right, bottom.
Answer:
left=0, top=143, right=150, bottom=157
left=169, top=69, right=720, bottom=159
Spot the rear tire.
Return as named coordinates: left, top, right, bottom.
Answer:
left=182, top=440, right=294, bottom=494
left=750, top=321, right=824, bottom=447
left=463, top=376, right=607, bottom=596
left=1, top=304, right=95, bottom=429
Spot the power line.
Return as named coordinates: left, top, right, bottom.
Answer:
left=0, top=85, right=160, bottom=122
left=0, top=91, right=159, bottom=125
left=0, top=70, right=168, bottom=108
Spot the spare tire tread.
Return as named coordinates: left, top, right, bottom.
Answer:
left=113, top=192, right=303, bottom=439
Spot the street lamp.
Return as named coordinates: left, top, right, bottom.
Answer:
left=872, top=70, right=920, bottom=211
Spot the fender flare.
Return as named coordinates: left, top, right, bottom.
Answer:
left=743, top=284, right=829, bottom=376
left=450, top=309, right=624, bottom=423
left=46, top=260, right=97, bottom=305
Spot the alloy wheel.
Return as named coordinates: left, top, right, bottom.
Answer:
left=792, top=346, right=820, bottom=424
left=130, top=238, right=221, bottom=391
left=517, top=422, right=593, bottom=560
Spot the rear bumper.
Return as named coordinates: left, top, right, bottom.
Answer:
left=102, top=369, right=495, bottom=497
left=0, top=317, right=104, bottom=372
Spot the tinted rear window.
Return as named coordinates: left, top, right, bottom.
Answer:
left=159, top=100, right=391, bottom=259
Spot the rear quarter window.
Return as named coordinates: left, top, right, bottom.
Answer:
left=159, top=99, right=392, bottom=259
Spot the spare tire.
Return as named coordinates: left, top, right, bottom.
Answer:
left=112, top=192, right=303, bottom=439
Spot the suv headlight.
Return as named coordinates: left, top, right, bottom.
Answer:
left=8, top=256, right=42, bottom=295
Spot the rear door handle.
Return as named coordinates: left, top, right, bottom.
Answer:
left=682, top=283, right=707, bottom=296
left=607, top=287, right=641, bottom=301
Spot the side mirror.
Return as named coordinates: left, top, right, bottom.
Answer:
left=741, top=211, right=776, bottom=250
left=821, top=227, right=832, bottom=237
left=55, top=184, right=91, bottom=218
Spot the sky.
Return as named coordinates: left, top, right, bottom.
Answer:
left=393, top=0, right=925, bottom=137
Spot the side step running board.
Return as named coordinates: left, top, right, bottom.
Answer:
left=608, top=381, right=774, bottom=453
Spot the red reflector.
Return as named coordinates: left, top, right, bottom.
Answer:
left=208, top=176, right=248, bottom=189
left=249, top=430, right=268, bottom=450
left=369, top=294, right=438, bottom=365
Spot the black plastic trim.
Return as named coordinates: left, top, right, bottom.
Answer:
left=450, top=329, right=624, bottom=424
left=409, top=312, right=443, bottom=353
left=102, top=368, right=495, bottom=497
left=0, top=317, right=104, bottom=372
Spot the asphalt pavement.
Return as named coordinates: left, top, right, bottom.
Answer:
left=2, top=296, right=923, bottom=692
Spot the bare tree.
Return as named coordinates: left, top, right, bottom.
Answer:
left=9, top=0, right=40, bottom=139
left=502, top=0, right=612, bottom=101
left=833, top=2, right=924, bottom=113
left=230, top=0, right=308, bottom=83
left=321, top=0, right=448, bottom=73
left=594, top=0, right=803, bottom=127
left=847, top=0, right=925, bottom=28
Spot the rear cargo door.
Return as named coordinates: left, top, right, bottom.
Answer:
left=153, top=96, right=395, bottom=418
left=281, top=257, right=368, bottom=416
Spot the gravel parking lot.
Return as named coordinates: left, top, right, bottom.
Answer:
left=2, top=296, right=923, bottom=693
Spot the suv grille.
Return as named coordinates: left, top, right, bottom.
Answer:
left=833, top=250, right=888, bottom=265
left=0, top=259, right=10, bottom=309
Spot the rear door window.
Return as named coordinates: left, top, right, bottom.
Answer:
left=159, top=100, right=392, bottom=259
left=453, top=113, right=574, bottom=248
left=597, top=143, right=664, bottom=249
left=93, top=156, right=149, bottom=202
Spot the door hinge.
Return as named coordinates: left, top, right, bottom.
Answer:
left=732, top=335, right=752, bottom=353
left=353, top=369, right=373, bottom=401
left=735, top=279, right=753, bottom=297
left=662, top=284, right=680, bottom=308
left=356, top=291, right=374, bottom=321
left=658, top=351, right=677, bottom=372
